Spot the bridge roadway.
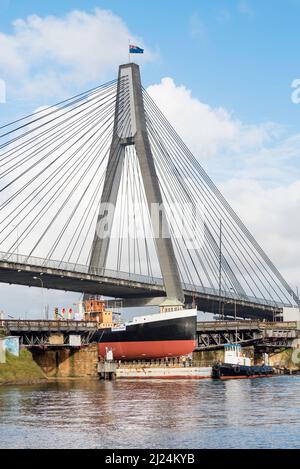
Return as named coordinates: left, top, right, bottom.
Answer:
left=0, top=252, right=286, bottom=320
left=1, top=319, right=298, bottom=351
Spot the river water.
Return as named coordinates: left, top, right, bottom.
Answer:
left=0, top=376, right=299, bottom=449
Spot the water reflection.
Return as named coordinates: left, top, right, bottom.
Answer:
left=0, top=377, right=299, bottom=448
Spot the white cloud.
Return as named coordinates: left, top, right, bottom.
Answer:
left=147, top=77, right=279, bottom=159
left=220, top=179, right=300, bottom=287
left=147, top=77, right=300, bottom=288
left=0, top=8, right=154, bottom=100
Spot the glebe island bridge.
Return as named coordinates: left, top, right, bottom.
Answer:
left=0, top=62, right=299, bottom=323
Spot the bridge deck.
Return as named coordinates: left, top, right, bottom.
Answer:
left=0, top=256, right=285, bottom=320
left=1, top=319, right=98, bottom=333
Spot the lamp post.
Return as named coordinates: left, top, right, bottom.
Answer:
left=33, top=276, right=45, bottom=319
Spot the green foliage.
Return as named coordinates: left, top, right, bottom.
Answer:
left=0, top=348, right=46, bottom=385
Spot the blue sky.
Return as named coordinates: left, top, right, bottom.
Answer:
left=1, top=0, right=300, bottom=127
left=0, top=0, right=300, bottom=316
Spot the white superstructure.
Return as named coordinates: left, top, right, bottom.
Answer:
left=128, top=308, right=197, bottom=326
left=224, top=344, right=251, bottom=367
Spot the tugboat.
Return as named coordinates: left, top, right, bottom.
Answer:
left=212, top=344, right=274, bottom=379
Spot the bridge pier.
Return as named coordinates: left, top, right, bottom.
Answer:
left=32, top=344, right=99, bottom=379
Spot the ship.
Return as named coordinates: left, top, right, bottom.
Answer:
left=82, top=298, right=197, bottom=361
left=212, top=344, right=274, bottom=379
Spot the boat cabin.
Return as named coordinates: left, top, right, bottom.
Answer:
left=224, top=344, right=251, bottom=367
left=83, top=299, right=114, bottom=328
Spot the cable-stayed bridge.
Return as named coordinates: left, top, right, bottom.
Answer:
left=0, top=63, right=299, bottom=320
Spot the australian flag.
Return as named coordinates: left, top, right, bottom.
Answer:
left=129, top=44, right=144, bottom=54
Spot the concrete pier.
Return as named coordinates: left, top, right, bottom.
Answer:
left=97, top=361, right=117, bottom=380
left=32, top=344, right=99, bottom=378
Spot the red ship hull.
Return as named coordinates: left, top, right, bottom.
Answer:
left=98, top=339, right=196, bottom=361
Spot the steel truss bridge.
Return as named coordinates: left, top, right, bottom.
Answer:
left=1, top=319, right=97, bottom=347
left=196, top=320, right=299, bottom=351
left=0, top=62, right=299, bottom=320
left=1, top=319, right=299, bottom=352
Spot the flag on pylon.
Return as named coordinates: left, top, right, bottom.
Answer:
left=129, top=44, right=144, bottom=54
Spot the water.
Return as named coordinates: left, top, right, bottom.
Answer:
left=0, top=376, right=300, bottom=449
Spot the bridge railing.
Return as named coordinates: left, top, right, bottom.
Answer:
left=1, top=319, right=98, bottom=331
left=197, top=320, right=298, bottom=330
left=182, top=282, right=288, bottom=308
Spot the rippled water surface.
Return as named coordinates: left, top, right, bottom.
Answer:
left=0, top=376, right=300, bottom=448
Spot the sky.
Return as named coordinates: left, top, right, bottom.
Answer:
left=0, top=0, right=300, bottom=318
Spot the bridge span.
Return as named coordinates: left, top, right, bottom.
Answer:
left=0, top=252, right=285, bottom=320
left=196, top=320, right=299, bottom=351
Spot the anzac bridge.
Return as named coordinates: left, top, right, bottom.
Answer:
left=0, top=63, right=299, bottom=321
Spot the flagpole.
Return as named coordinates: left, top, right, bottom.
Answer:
left=128, top=38, right=130, bottom=63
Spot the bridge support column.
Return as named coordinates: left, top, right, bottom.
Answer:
left=32, top=344, right=99, bottom=378
left=88, top=63, right=184, bottom=304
